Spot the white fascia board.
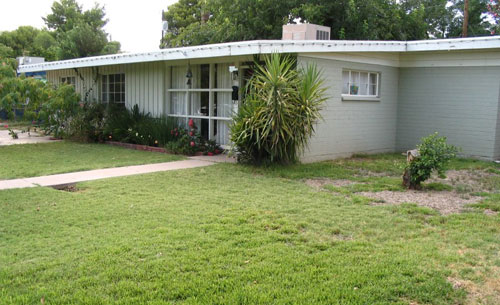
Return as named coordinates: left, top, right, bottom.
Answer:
left=17, top=40, right=406, bottom=73
left=406, top=36, right=500, bottom=52
left=17, top=36, right=500, bottom=73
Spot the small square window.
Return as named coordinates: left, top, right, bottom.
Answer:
left=102, top=73, right=125, bottom=104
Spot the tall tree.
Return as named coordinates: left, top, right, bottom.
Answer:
left=161, top=0, right=300, bottom=47
left=488, top=0, right=500, bottom=34
left=447, top=0, right=495, bottom=37
left=43, top=0, right=119, bottom=59
left=160, top=0, right=498, bottom=47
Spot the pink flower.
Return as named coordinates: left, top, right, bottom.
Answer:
left=171, top=130, right=174, bottom=135
left=4, top=124, right=8, bottom=128
left=175, top=132, right=179, bottom=137
left=190, top=141, right=195, bottom=147
left=188, top=119, right=194, bottom=128
left=207, top=152, right=213, bottom=156
left=189, top=131, right=194, bottom=136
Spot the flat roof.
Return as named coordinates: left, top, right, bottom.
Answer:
left=18, top=36, right=500, bottom=73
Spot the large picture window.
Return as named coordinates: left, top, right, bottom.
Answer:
left=102, top=73, right=125, bottom=104
left=342, top=70, right=379, bottom=97
left=167, top=63, right=235, bottom=146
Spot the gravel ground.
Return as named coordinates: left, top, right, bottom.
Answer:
left=359, top=190, right=482, bottom=215
left=305, top=169, right=499, bottom=215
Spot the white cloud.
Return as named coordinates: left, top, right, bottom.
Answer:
left=0, top=0, right=179, bottom=53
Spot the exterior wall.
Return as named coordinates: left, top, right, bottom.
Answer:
left=47, top=63, right=165, bottom=117
left=297, top=55, right=399, bottom=162
left=495, top=88, right=500, bottom=159
left=125, top=62, right=165, bottom=117
left=397, top=66, right=500, bottom=160
left=46, top=67, right=100, bottom=102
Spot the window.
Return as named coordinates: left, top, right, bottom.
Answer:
left=342, top=70, right=379, bottom=97
left=102, top=73, right=125, bottom=104
left=167, top=63, right=235, bottom=146
left=316, top=30, right=329, bottom=40
left=60, top=76, right=76, bottom=86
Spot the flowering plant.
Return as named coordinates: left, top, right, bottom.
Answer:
left=165, top=119, right=224, bottom=155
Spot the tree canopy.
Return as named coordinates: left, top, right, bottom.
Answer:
left=161, top=0, right=500, bottom=48
left=0, top=0, right=121, bottom=62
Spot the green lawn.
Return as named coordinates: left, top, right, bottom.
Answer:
left=0, top=154, right=499, bottom=304
left=0, top=141, right=185, bottom=179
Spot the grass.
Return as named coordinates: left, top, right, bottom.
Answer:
left=0, top=141, right=185, bottom=179
left=1, top=153, right=499, bottom=304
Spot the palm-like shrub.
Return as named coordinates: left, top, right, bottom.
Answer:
left=231, top=53, right=327, bottom=164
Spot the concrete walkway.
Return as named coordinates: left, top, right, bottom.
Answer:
left=0, top=130, right=58, bottom=146
left=0, top=159, right=214, bottom=190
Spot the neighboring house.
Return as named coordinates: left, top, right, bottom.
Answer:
left=17, top=36, right=500, bottom=162
left=16, top=56, right=46, bottom=80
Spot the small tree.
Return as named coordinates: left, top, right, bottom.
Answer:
left=231, top=53, right=327, bottom=164
left=403, top=132, right=458, bottom=189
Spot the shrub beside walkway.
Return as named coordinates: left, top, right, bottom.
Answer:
left=0, top=159, right=215, bottom=190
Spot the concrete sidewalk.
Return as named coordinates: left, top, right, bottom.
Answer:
left=0, top=130, right=58, bottom=146
left=0, top=159, right=214, bottom=190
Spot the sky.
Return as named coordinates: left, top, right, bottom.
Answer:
left=0, top=0, right=179, bottom=53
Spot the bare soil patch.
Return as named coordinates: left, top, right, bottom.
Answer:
left=51, top=183, right=82, bottom=192
left=304, top=179, right=362, bottom=190
left=305, top=169, right=498, bottom=215
left=483, top=209, right=499, bottom=216
left=429, top=169, right=499, bottom=193
left=354, top=169, right=391, bottom=177
left=447, top=267, right=500, bottom=305
left=360, top=190, right=481, bottom=215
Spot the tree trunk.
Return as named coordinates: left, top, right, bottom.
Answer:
left=462, top=0, right=469, bottom=37
left=402, top=168, right=421, bottom=190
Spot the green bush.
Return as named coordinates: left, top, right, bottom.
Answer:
left=67, top=101, right=108, bottom=142
left=403, top=132, right=458, bottom=189
left=165, top=127, right=201, bottom=155
left=0, top=72, right=50, bottom=121
left=38, top=84, right=81, bottom=138
left=104, top=104, right=177, bottom=147
left=165, top=119, right=222, bottom=155
left=230, top=53, right=327, bottom=165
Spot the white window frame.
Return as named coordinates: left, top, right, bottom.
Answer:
left=60, top=76, right=76, bottom=86
left=342, top=70, right=380, bottom=101
left=166, top=63, right=236, bottom=146
left=101, top=73, right=125, bottom=104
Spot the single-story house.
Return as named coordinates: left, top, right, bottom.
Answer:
left=17, top=36, right=500, bottom=162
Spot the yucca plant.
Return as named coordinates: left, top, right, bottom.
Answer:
left=231, top=53, right=327, bottom=164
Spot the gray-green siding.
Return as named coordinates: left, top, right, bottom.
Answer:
left=397, top=67, right=500, bottom=160
left=298, top=56, right=399, bottom=162
left=46, top=54, right=500, bottom=162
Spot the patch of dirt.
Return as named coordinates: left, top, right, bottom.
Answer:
left=304, top=178, right=361, bottom=190
left=483, top=209, right=499, bottom=216
left=355, top=169, right=391, bottom=177
left=50, top=184, right=82, bottom=192
left=447, top=268, right=500, bottom=305
left=428, top=169, right=499, bottom=193
left=360, top=190, right=482, bottom=215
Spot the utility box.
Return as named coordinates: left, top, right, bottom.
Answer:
left=16, top=56, right=45, bottom=66
left=282, top=23, right=331, bottom=41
